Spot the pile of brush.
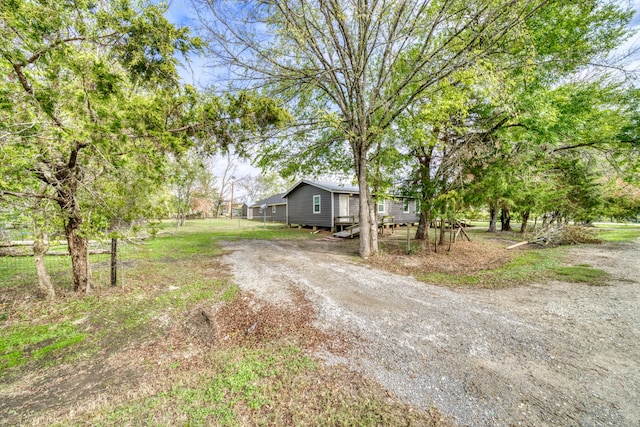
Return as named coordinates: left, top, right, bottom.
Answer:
left=530, top=225, right=602, bottom=246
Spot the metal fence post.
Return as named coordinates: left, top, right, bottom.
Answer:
left=110, top=238, right=117, bottom=287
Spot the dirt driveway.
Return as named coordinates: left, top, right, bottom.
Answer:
left=221, top=238, right=640, bottom=427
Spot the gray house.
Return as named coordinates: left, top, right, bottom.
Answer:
left=248, top=193, right=287, bottom=222
left=282, top=179, right=420, bottom=229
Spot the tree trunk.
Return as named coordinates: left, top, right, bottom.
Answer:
left=542, top=213, right=549, bottom=228
left=58, top=190, right=90, bottom=293
left=412, top=143, right=435, bottom=249
left=355, top=147, right=377, bottom=258
left=110, top=238, right=118, bottom=287
left=500, top=205, right=512, bottom=232
left=488, top=203, right=498, bottom=232
left=357, top=169, right=376, bottom=258
left=65, top=217, right=90, bottom=293
left=38, top=142, right=90, bottom=293
left=519, top=210, right=530, bottom=234
left=33, top=234, right=55, bottom=300
left=415, top=209, right=431, bottom=247
left=439, top=217, right=446, bottom=246
left=368, top=195, right=378, bottom=253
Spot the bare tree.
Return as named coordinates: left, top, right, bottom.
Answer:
left=213, top=154, right=237, bottom=217
left=238, top=172, right=294, bottom=204
left=194, top=0, right=549, bottom=257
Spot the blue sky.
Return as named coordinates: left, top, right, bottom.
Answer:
left=620, top=0, right=640, bottom=69
left=631, top=0, right=640, bottom=25
left=163, top=1, right=259, bottom=178
left=164, top=0, right=211, bottom=87
left=165, top=0, right=196, bottom=27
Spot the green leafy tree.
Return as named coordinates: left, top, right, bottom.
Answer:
left=1, top=0, right=288, bottom=294
left=400, top=1, right=636, bottom=238
left=602, top=178, right=640, bottom=221
left=0, top=0, right=203, bottom=292
left=505, top=80, right=639, bottom=224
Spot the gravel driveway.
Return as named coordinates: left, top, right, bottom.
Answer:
left=221, top=238, right=640, bottom=427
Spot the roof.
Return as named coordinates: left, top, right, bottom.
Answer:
left=282, top=179, right=359, bottom=198
left=250, top=192, right=287, bottom=207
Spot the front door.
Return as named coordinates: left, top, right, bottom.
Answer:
left=339, top=194, right=349, bottom=217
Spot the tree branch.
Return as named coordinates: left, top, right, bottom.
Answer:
left=10, top=62, right=66, bottom=129
left=0, top=190, right=64, bottom=203
left=16, top=37, right=87, bottom=67
left=552, top=142, right=601, bottom=152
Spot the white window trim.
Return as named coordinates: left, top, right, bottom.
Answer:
left=271, top=205, right=277, bottom=213
left=403, top=198, right=410, bottom=213
left=313, top=195, right=321, bottom=214
left=377, top=199, right=385, bottom=214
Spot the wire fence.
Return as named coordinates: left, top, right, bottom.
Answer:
left=0, top=237, right=135, bottom=292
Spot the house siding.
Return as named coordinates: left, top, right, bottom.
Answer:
left=271, top=204, right=286, bottom=222
left=250, top=204, right=286, bottom=222
left=250, top=206, right=262, bottom=220
left=287, top=183, right=333, bottom=227
left=282, top=179, right=422, bottom=229
left=386, top=199, right=421, bottom=223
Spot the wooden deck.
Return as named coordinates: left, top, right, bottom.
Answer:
left=332, top=216, right=395, bottom=238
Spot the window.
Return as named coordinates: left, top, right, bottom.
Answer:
left=377, top=199, right=385, bottom=214
left=403, top=198, right=411, bottom=213
left=272, top=205, right=277, bottom=214
left=313, top=195, right=321, bottom=213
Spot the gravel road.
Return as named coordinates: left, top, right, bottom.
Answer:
left=221, top=238, right=640, bottom=427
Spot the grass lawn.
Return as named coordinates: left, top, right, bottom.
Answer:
left=593, top=222, right=640, bottom=242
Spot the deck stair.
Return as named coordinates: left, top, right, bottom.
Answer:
left=332, top=224, right=361, bottom=238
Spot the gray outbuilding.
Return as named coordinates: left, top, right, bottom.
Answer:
left=248, top=193, right=287, bottom=223
left=282, top=179, right=420, bottom=229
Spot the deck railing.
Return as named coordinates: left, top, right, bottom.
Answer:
left=334, top=215, right=358, bottom=225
